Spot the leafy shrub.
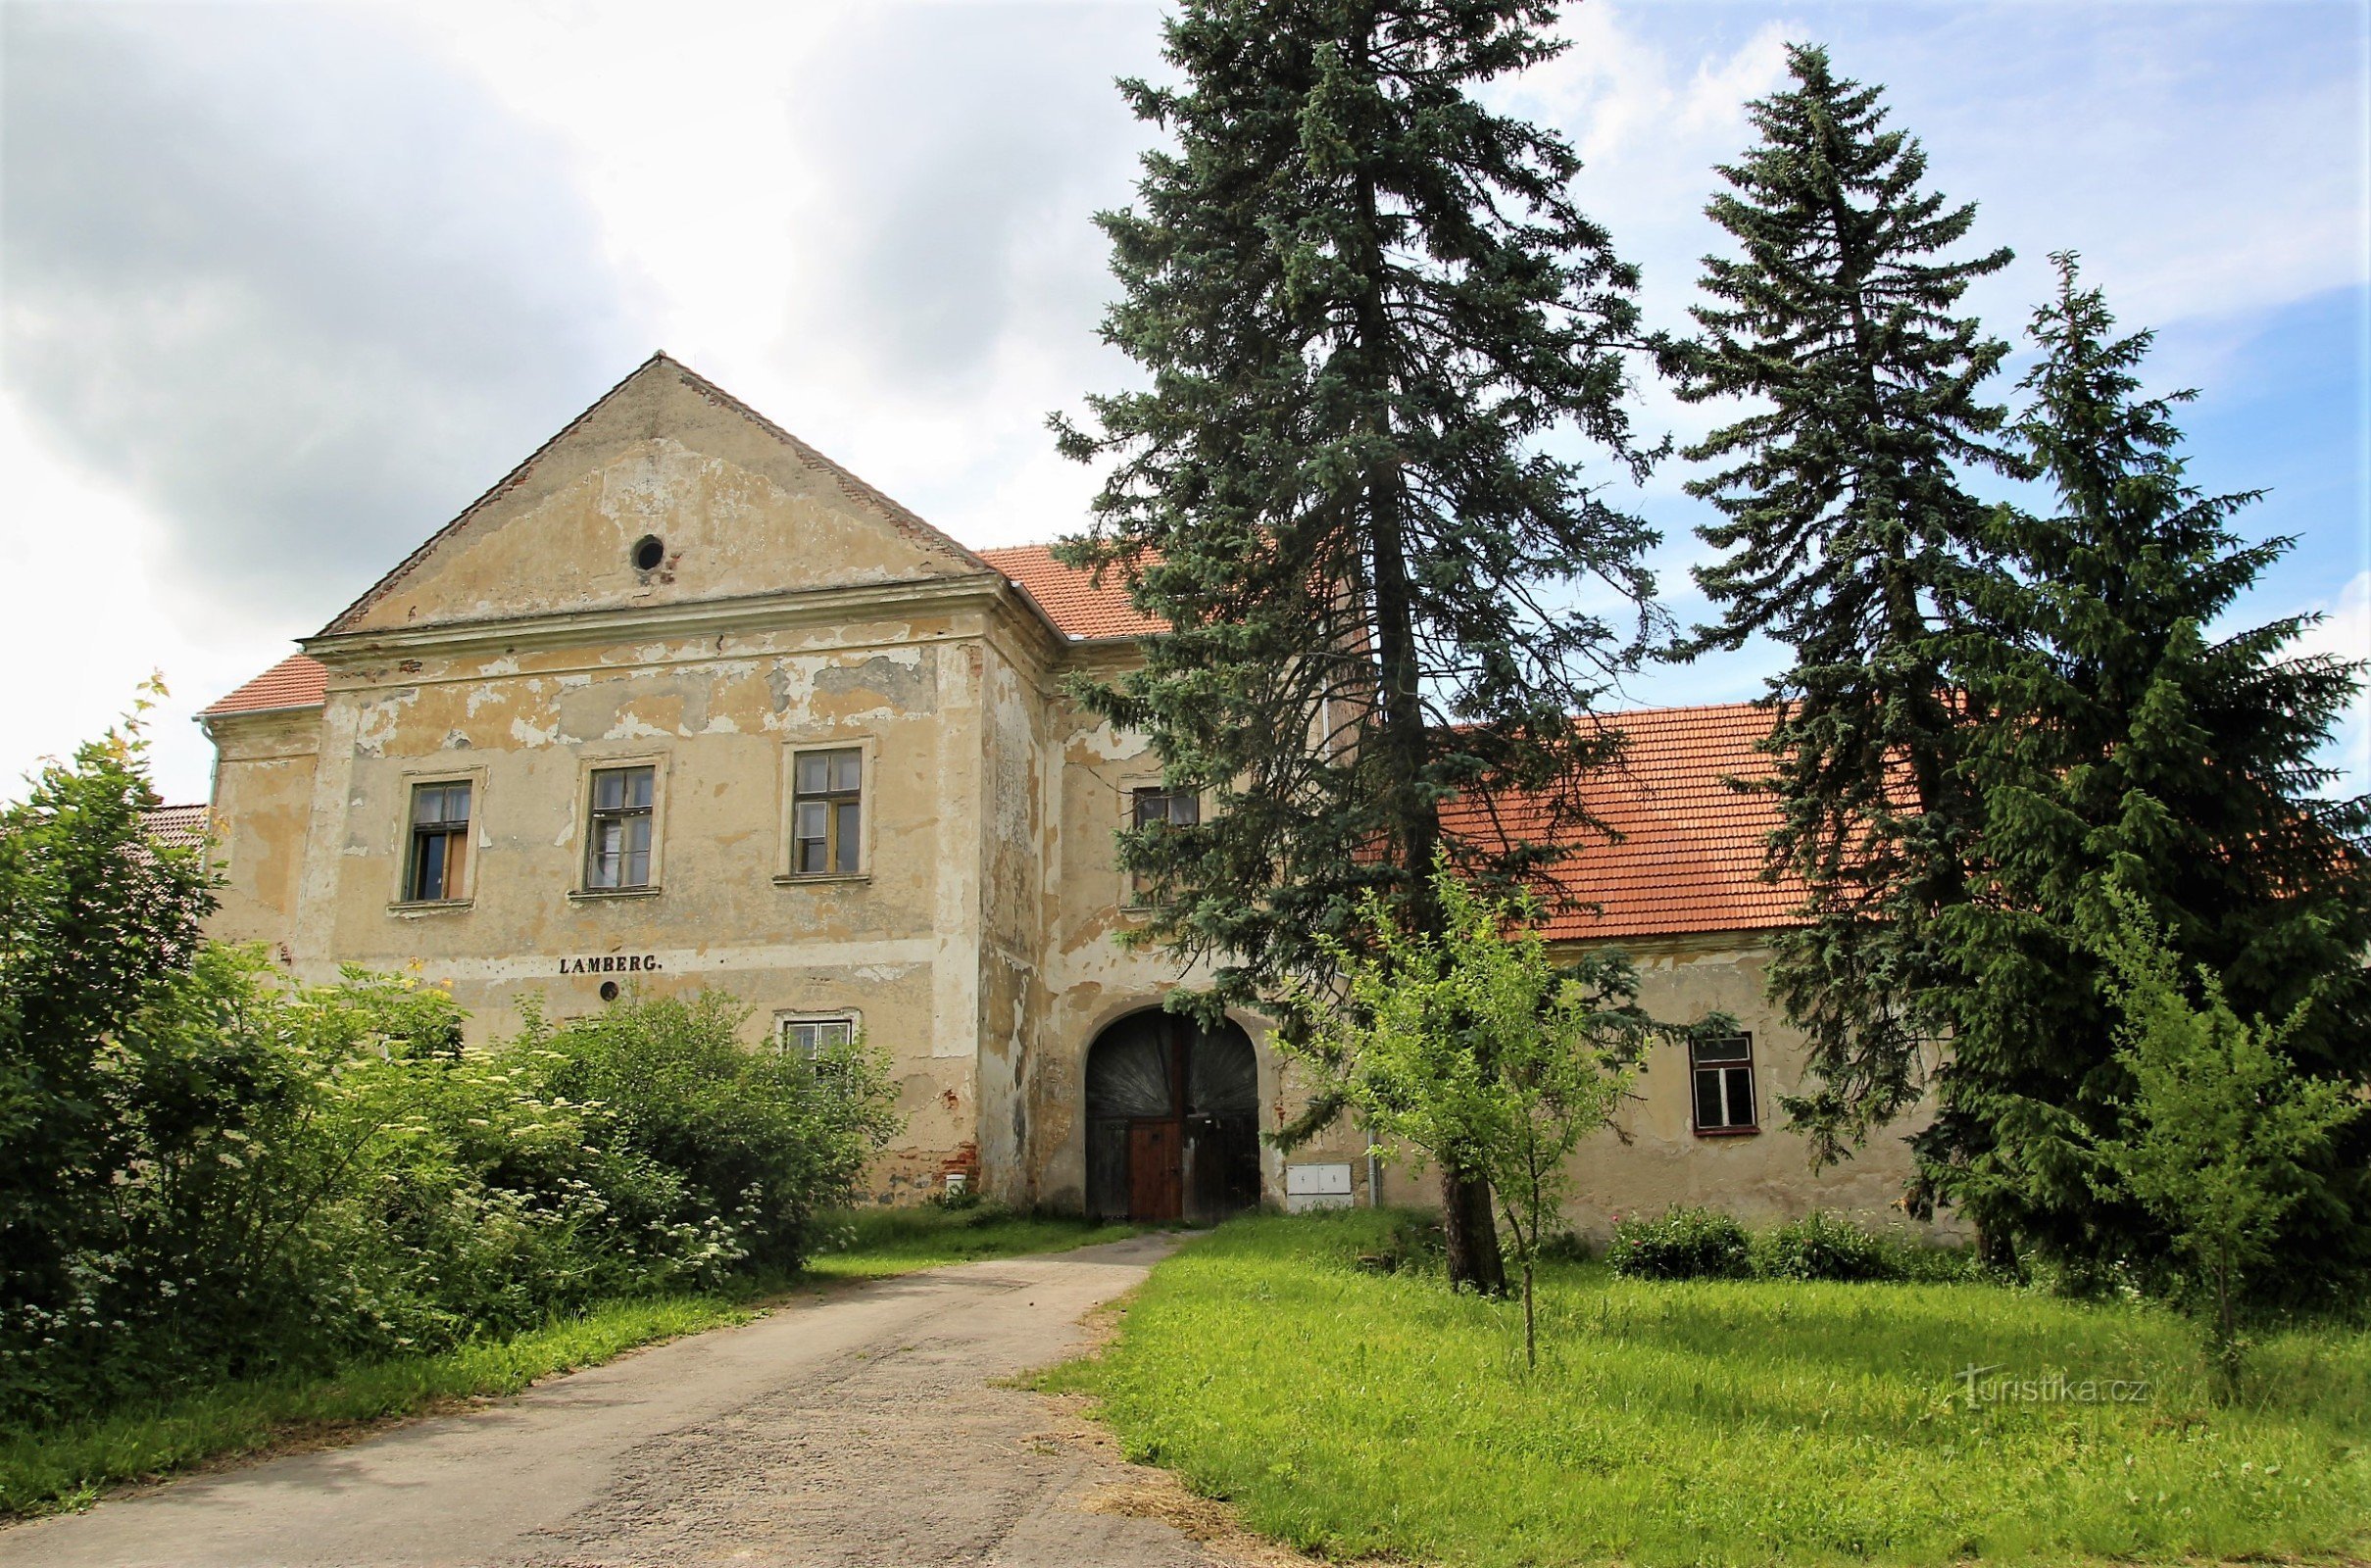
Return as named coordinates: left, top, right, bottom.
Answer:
left=1752, top=1210, right=1895, bottom=1282
left=1607, top=1207, right=1751, bottom=1279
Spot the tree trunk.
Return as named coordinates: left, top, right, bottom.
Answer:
left=1441, top=1167, right=1507, bottom=1296
left=1522, top=1257, right=1537, bottom=1369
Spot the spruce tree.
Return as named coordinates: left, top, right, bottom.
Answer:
left=1666, top=43, right=2016, bottom=1165
left=1923, top=256, right=2371, bottom=1289
left=1055, top=0, right=1662, bottom=1291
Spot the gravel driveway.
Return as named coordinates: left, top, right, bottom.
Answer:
left=1, top=1234, right=1250, bottom=1568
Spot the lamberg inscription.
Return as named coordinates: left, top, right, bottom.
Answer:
left=559, top=954, right=662, bottom=976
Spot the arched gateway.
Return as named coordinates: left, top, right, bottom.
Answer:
left=1083, top=1009, right=1260, bottom=1224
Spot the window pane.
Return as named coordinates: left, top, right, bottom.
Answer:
left=1167, top=792, right=1199, bottom=826
left=798, top=837, right=826, bottom=875
left=819, top=1022, right=853, bottom=1050
left=796, top=753, right=828, bottom=795
left=594, top=771, right=624, bottom=810
left=829, top=750, right=862, bottom=793
left=834, top=801, right=861, bottom=872
left=622, top=848, right=650, bottom=888
left=1724, top=1066, right=1754, bottom=1126
left=1695, top=1068, right=1725, bottom=1129
left=1693, top=1033, right=1751, bottom=1064
left=786, top=1023, right=816, bottom=1058
left=412, top=832, right=447, bottom=900
left=626, top=767, right=654, bottom=808
left=589, top=818, right=621, bottom=887
left=796, top=801, right=826, bottom=840
left=625, top=816, right=652, bottom=858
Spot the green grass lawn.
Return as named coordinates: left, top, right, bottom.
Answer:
left=2, top=1203, right=1133, bottom=1520
left=1045, top=1209, right=2371, bottom=1567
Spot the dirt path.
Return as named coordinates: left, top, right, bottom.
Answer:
left=1, top=1234, right=1265, bottom=1568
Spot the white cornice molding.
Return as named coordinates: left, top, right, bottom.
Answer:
left=300, top=572, right=1032, bottom=667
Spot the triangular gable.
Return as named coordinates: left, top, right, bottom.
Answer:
left=322, top=354, right=995, bottom=637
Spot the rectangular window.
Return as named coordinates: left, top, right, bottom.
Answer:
left=585, top=765, right=655, bottom=890
left=1127, top=787, right=1199, bottom=906
left=405, top=781, right=470, bottom=902
left=791, top=748, right=864, bottom=876
left=780, top=1014, right=857, bottom=1074
left=1691, top=1033, right=1757, bottom=1134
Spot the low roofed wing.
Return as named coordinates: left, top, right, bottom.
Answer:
left=201, top=653, right=328, bottom=718
left=141, top=804, right=211, bottom=851
left=978, top=545, right=1166, bottom=642
left=1444, top=702, right=1802, bottom=942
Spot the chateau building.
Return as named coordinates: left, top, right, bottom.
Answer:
left=185, top=353, right=1944, bottom=1234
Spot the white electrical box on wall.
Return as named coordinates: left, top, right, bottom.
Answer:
left=1284, top=1162, right=1355, bottom=1212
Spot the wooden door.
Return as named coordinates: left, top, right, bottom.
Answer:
left=1128, top=1120, right=1183, bottom=1222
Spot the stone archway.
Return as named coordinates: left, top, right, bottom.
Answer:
left=1083, top=1008, right=1260, bottom=1224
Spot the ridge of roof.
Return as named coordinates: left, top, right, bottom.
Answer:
left=319, top=353, right=996, bottom=638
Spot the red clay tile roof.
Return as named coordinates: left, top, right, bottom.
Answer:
left=141, top=804, right=211, bottom=851
left=1448, top=701, right=1804, bottom=942
left=201, top=653, right=328, bottom=718
left=977, top=544, right=1165, bottom=642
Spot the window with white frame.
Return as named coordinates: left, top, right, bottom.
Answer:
left=1691, top=1032, right=1757, bottom=1134
left=779, top=1014, right=858, bottom=1072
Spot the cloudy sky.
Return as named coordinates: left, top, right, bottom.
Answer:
left=2, top=0, right=2365, bottom=806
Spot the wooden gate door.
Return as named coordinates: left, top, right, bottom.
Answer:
left=1128, top=1119, right=1184, bottom=1222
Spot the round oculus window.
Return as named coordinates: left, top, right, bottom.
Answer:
left=631, top=535, right=666, bottom=572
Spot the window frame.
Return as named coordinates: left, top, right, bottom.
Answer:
left=389, top=767, right=484, bottom=910
left=1689, top=1031, right=1759, bottom=1136
left=776, top=1011, right=862, bottom=1080
left=571, top=755, right=667, bottom=899
left=776, top=738, right=874, bottom=884
left=1121, top=782, right=1201, bottom=910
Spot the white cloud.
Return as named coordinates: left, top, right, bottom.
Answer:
left=2292, top=569, right=2371, bottom=800
left=0, top=396, right=295, bottom=804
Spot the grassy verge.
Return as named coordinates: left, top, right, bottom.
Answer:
left=1044, top=1209, right=2371, bottom=1567
left=801, top=1201, right=1140, bottom=1278
left=0, top=1291, right=754, bottom=1519
left=3, top=1203, right=1132, bottom=1520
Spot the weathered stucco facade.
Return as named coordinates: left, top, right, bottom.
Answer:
left=196, top=354, right=1945, bottom=1233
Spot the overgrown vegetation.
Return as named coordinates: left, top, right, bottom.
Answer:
left=2086, top=884, right=2362, bottom=1392
left=1606, top=1206, right=1979, bottom=1286
left=0, top=712, right=903, bottom=1429
left=1291, top=858, right=1650, bottom=1361
left=1052, top=1212, right=2371, bottom=1567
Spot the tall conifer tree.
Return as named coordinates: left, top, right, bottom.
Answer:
left=1056, top=0, right=1661, bottom=1290
left=1667, top=44, right=2016, bottom=1163
left=1924, top=256, right=2371, bottom=1286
